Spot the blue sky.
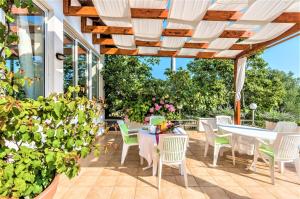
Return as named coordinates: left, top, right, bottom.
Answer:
left=151, top=36, right=300, bottom=79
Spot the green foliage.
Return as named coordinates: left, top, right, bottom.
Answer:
left=103, top=54, right=299, bottom=125
left=0, top=2, right=104, bottom=198
left=0, top=87, right=103, bottom=198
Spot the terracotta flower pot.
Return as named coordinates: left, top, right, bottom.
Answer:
left=35, top=175, right=60, bottom=199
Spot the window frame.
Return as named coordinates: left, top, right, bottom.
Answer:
left=63, top=31, right=101, bottom=99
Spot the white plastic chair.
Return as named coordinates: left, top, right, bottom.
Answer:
left=254, top=133, right=300, bottom=184
left=273, top=121, right=298, bottom=133
left=154, top=134, right=189, bottom=190
left=216, top=115, right=233, bottom=125
left=202, top=122, right=235, bottom=167
left=149, top=115, right=166, bottom=125
left=117, top=120, right=140, bottom=165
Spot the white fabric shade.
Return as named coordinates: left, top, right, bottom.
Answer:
left=208, top=0, right=250, bottom=11
left=227, top=21, right=263, bottom=31
left=193, top=21, right=228, bottom=40
left=178, top=48, right=201, bottom=56
left=161, top=37, right=187, bottom=49
left=166, top=19, right=196, bottom=30
left=240, top=0, right=294, bottom=22
left=100, top=17, right=132, bottom=27
left=92, top=0, right=130, bottom=18
left=286, top=0, right=300, bottom=12
left=235, top=57, right=247, bottom=101
left=138, top=47, right=159, bottom=54
left=132, top=19, right=163, bottom=41
left=241, top=23, right=295, bottom=44
left=130, top=0, right=168, bottom=9
left=112, top=35, right=136, bottom=49
left=215, top=50, right=243, bottom=58
left=168, top=0, right=210, bottom=22
left=208, top=38, right=238, bottom=50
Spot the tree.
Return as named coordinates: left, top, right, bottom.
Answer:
left=187, top=59, right=234, bottom=116
left=102, top=55, right=158, bottom=119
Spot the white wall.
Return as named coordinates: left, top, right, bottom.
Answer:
left=39, top=0, right=102, bottom=96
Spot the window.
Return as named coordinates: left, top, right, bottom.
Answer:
left=92, top=53, right=99, bottom=98
left=6, top=4, right=46, bottom=99
left=77, top=44, right=88, bottom=97
left=63, top=33, right=100, bottom=99
left=63, top=34, right=75, bottom=93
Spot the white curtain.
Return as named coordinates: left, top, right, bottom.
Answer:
left=215, top=50, right=243, bottom=58
left=161, top=37, right=187, bottom=49
left=193, top=21, right=228, bottom=41
left=130, top=0, right=168, bottom=9
left=178, top=48, right=201, bottom=56
left=208, top=38, right=238, bottom=50
left=235, top=57, right=247, bottom=101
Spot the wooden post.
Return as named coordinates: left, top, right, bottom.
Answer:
left=234, top=59, right=241, bottom=125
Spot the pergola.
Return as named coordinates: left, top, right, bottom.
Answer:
left=63, top=0, right=300, bottom=124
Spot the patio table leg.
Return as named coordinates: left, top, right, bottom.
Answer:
left=247, top=140, right=259, bottom=172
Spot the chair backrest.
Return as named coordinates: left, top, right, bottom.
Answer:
left=117, top=120, right=129, bottom=143
left=117, top=120, right=125, bottom=126
left=273, top=121, right=298, bottom=133
left=274, top=133, right=300, bottom=161
left=158, top=134, right=188, bottom=163
left=149, top=116, right=166, bottom=125
left=216, top=115, right=232, bottom=125
left=202, top=122, right=216, bottom=145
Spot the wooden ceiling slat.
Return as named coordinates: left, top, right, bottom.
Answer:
left=136, top=40, right=161, bottom=47
left=95, top=38, right=252, bottom=51
left=131, top=8, right=168, bottom=19
left=183, top=43, right=209, bottom=48
left=197, top=52, right=216, bottom=58
left=273, top=12, right=300, bottom=23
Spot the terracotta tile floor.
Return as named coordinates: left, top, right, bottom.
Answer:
left=54, top=132, right=300, bottom=199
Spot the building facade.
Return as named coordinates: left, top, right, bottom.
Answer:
left=6, top=0, right=104, bottom=99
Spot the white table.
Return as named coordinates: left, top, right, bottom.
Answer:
left=218, top=124, right=277, bottom=141
left=138, top=128, right=157, bottom=168
left=218, top=124, right=278, bottom=170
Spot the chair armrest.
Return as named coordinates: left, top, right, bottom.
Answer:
left=216, top=133, right=232, bottom=138
left=128, top=132, right=138, bottom=136
left=128, top=128, right=139, bottom=132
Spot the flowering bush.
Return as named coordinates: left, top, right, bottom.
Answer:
left=144, top=97, right=178, bottom=123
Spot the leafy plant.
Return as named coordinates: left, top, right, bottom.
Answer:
left=0, top=1, right=104, bottom=198
left=0, top=87, right=103, bottom=198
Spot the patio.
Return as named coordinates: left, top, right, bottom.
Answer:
left=54, top=131, right=300, bottom=199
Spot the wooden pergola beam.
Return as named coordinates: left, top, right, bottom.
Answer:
left=100, top=47, right=231, bottom=59
left=236, top=23, right=300, bottom=59
left=85, top=25, right=253, bottom=38
left=64, top=5, right=244, bottom=21
left=95, top=37, right=250, bottom=50
left=63, top=2, right=300, bottom=23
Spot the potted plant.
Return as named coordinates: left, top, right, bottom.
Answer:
left=0, top=1, right=103, bottom=198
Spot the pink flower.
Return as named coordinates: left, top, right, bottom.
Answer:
left=152, top=97, right=156, bottom=101
left=160, top=100, right=165, bottom=105
left=144, top=117, right=150, bottom=123
left=149, top=108, right=154, bottom=113
left=165, top=104, right=170, bottom=109
left=155, top=103, right=161, bottom=111
left=168, top=105, right=176, bottom=112
left=124, top=115, right=129, bottom=121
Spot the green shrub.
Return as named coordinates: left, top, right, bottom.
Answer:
left=0, top=87, right=103, bottom=198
